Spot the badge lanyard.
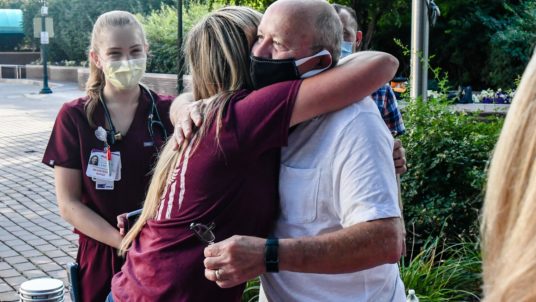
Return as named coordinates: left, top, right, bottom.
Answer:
left=98, top=84, right=168, bottom=147
left=89, top=85, right=168, bottom=190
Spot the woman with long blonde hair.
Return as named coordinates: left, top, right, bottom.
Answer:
left=111, top=4, right=398, bottom=301
left=42, top=11, right=174, bottom=302
left=481, top=50, right=536, bottom=301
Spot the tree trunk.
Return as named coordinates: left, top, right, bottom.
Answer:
left=363, top=11, right=378, bottom=50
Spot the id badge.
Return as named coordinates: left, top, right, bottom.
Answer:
left=86, top=149, right=121, bottom=182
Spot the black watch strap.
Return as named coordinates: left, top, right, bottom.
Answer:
left=265, top=237, right=279, bottom=272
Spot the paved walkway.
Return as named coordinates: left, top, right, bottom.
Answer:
left=0, top=80, right=85, bottom=302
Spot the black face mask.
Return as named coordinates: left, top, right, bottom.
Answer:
left=250, top=55, right=301, bottom=90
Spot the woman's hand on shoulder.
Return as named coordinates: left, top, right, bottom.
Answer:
left=170, top=92, right=203, bottom=148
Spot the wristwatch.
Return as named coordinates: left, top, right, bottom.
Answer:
left=265, top=237, right=279, bottom=272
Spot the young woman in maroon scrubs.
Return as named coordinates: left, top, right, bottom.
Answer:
left=109, top=5, right=398, bottom=302
left=42, top=11, right=173, bottom=302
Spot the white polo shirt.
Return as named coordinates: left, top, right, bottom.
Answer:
left=260, top=97, right=406, bottom=302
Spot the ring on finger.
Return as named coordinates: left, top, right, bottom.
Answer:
left=215, top=269, right=222, bottom=281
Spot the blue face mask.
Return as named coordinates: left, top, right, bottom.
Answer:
left=340, top=41, right=354, bottom=58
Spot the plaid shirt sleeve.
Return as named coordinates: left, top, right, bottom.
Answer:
left=371, top=85, right=406, bottom=136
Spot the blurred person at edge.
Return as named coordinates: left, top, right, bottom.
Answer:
left=334, top=2, right=408, bottom=255
left=481, top=50, right=536, bottom=302
left=333, top=3, right=406, bottom=149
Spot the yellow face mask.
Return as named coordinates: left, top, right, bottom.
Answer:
left=102, top=57, right=146, bottom=90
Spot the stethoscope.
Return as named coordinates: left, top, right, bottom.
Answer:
left=99, top=84, right=168, bottom=146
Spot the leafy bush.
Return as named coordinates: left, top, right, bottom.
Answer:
left=13, top=0, right=175, bottom=64
left=400, top=97, right=504, bottom=243
left=400, top=237, right=482, bottom=301
left=138, top=1, right=225, bottom=74
left=242, top=278, right=260, bottom=302
left=481, top=0, right=536, bottom=88
left=184, top=1, right=224, bottom=32
left=137, top=5, right=178, bottom=74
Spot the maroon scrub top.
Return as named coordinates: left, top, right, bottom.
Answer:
left=112, top=80, right=302, bottom=302
left=42, top=87, right=174, bottom=302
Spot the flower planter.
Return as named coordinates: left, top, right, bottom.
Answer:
left=477, top=89, right=513, bottom=104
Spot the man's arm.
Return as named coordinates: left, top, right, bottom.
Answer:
left=170, top=100, right=408, bottom=174
left=372, top=85, right=406, bottom=137
left=203, top=217, right=403, bottom=288
left=394, top=139, right=407, bottom=174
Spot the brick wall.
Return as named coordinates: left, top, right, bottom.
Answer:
left=0, top=52, right=40, bottom=78
left=0, top=52, right=40, bottom=65
left=24, top=64, right=191, bottom=96
left=78, top=68, right=191, bottom=96
left=25, top=65, right=78, bottom=82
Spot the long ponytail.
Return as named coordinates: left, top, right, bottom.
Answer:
left=84, top=59, right=105, bottom=127
left=118, top=6, right=261, bottom=255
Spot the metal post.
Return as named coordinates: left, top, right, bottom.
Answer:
left=410, top=0, right=427, bottom=101
left=421, top=2, right=429, bottom=100
left=39, top=1, right=52, bottom=94
left=177, top=0, right=184, bottom=94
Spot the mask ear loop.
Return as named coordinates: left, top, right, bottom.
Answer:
left=294, top=49, right=331, bottom=66
left=99, top=93, right=121, bottom=145
left=294, top=49, right=332, bottom=79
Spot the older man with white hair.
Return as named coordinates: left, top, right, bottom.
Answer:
left=199, top=0, right=407, bottom=301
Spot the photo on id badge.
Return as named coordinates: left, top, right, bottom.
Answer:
left=86, top=149, right=121, bottom=190
left=89, top=155, right=99, bottom=166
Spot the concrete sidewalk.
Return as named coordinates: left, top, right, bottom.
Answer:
left=0, top=80, right=84, bottom=301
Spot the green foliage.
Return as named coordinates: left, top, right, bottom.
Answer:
left=394, top=38, right=451, bottom=95
left=430, top=0, right=536, bottom=89
left=400, top=96, right=504, bottom=242
left=184, top=1, right=223, bottom=33
left=137, top=5, right=178, bottom=74
left=400, top=237, right=482, bottom=301
left=138, top=1, right=223, bottom=74
left=36, top=1, right=143, bottom=62
left=354, top=0, right=535, bottom=89
left=482, top=1, right=536, bottom=88
left=329, top=0, right=409, bottom=51
left=209, top=0, right=273, bottom=11
left=242, top=278, right=260, bottom=302
left=9, top=0, right=175, bottom=63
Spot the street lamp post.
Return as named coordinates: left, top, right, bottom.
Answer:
left=39, top=0, right=52, bottom=94
left=410, top=0, right=440, bottom=101
left=410, top=0, right=428, bottom=101
left=177, top=0, right=184, bottom=94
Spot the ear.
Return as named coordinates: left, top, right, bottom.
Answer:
left=355, top=31, right=363, bottom=49
left=90, top=50, right=103, bottom=69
